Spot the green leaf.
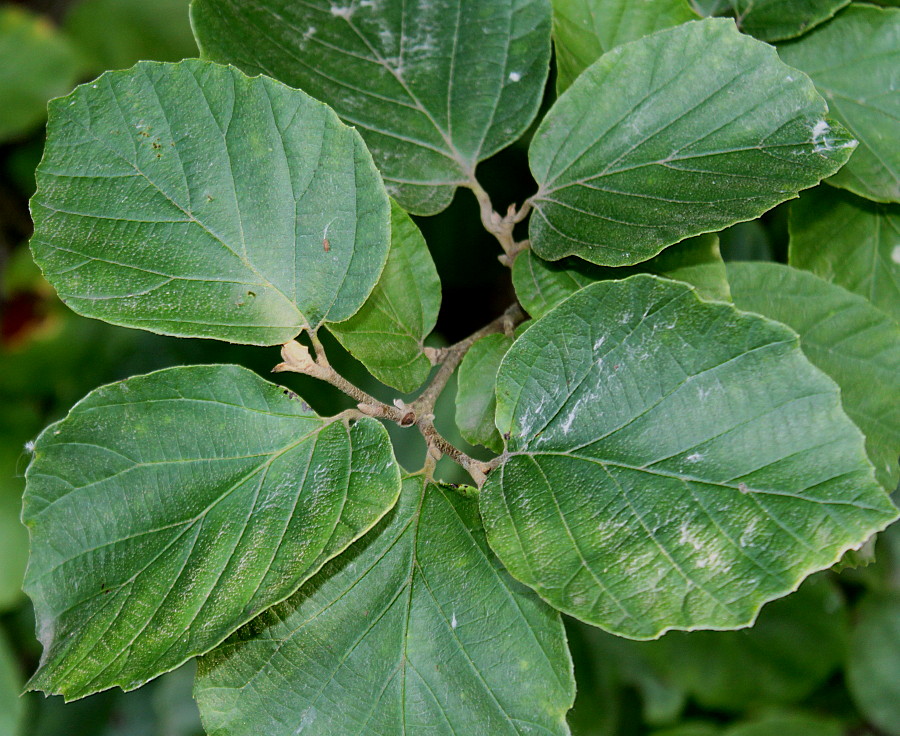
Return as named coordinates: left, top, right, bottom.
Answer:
left=30, top=59, right=391, bottom=344
left=551, top=0, right=696, bottom=92
left=328, top=200, right=441, bottom=392
left=528, top=18, right=857, bottom=266
left=789, top=186, right=900, bottom=323
left=847, top=591, right=900, bottom=736
left=0, top=631, right=24, bottom=736
left=0, top=403, right=34, bottom=612
left=732, top=0, right=849, bottom=42
left=63, top=0, right=198, bottom=74
left=512, top=234, right=729, bottom=320
left=653, top=726, right=720, bottom=736
left=634, top=575, right=848, bottom=712
left=456, top=333, right=514, bottom=453
left=727, top=262, right=900, bottom=491
left=22, top=364, right=400, bottom=700
left=194, top=476, right=575, bottom=736
left=725, top=714, right=844, bottom=736
left=480, top=275, right=897, bottom=638
left=190, top=0, right=552, bottom=216
left=779, top=4, right=900, bottom=203
left=692, top=0, right=730, bottom=15
left=0, top=6, right=82, bottom=142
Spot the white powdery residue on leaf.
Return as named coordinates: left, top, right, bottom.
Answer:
left=559, top=398, right=586, bottom=435
left=329, top=4, right=354, bottom=20
left=679, top=520, right=703, bottom=551
left=451, top=612, right=458, bottom=629
left=811, top=120, right=831, bottom=140
left=685, top=452, right=703, bottom=463
left=508, top=71, right=522, bottom=82
left=810, top=119, right=858, bottom=154
left=892, top=244, right=900, bottom=264
left=739, top=518, right=759, bottom=548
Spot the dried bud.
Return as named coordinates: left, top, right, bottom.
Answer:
left=274, top=340, right=316, bottom=373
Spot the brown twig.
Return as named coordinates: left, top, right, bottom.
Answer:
left=467, top=179, right=533, bottom=267
left=410, top=302, right=524, bottom=417
left=274, top=306, right=525, bottom=486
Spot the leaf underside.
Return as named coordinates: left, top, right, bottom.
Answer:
left=30, top=59, right=391, bottom=344
left=22, top=364, right=400, bottom=700
left=550, top=0, right=697, bottom=93
left=778, top=4, right=900, bottom=203
left=727, top=262, right=900, bottom=491
left=512, top=233, right=729, bottom=321
left=732, top=0, right=850, bottom=42
left=456, top=333, right=514, bottom=453
left=529, top=18, right=857, bottom=266
left=480, top=275, right=897, bottom=639
left=194, top=476, right=575, bottom=736
left=191, top=0, right=552, bottom=215
left=788, top=187, right=900, bottom=323
left=329, top=200, right=441, bottom=392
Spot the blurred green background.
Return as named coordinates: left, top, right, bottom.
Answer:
left=1, top=2, right=898, bottom=734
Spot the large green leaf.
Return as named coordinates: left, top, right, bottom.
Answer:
left=194, top=476, right=575, bottom=735
left=0, top=6, right=82, bottom=142
left=30, top=59, right=391, bottom=344
left=512, top=234, right=728, bottom=320
left=847, top=592, right=900, bottom=736
left=789, top=186, right=900, bottom=323
left=732, top=0, right=849, bottom=42
left=551, top=0, right=696, bottom=92
left=727, top=262, right=900, bottom=491
left=22, top=364, right=400, bottom=700
left=191, top=0, right=552, bottom=216
left=0, top=631, right=24, bottom=736
left=63, top=0, right=197, bottom=74
left=329, top=200, right=441, bottom=392
left=528, top=18, right=856, bottom=266
left=779, top=5, right=900, bottom=203
left=456, top=333, right=514, bottom=453
left=480, top=275, right=897, bottom=638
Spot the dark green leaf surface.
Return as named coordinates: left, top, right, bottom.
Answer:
left=728, top=262, right=900, bottom=490
left=779, top=5, right=900, bottom=203
left=512, top=234, right=728, bottom=320
left=30, top=59, right=391, bottom=344
left=847, top=591, right=900, bottom=736
left=635, top=575, right=847, bottom=712
left=692, top=0, right=729, bottom=15
left=480, top=275, right=896, bottom=638
left=456, top=333, right=514, bottom=453
left=22, top=364, right=400, bottom=699
left=191, top=0, right=552, bottom=215
left=732, top=0, right=849, bottom=42
left=0, top=6, right=82, bottom=141
left=726, top=714, right=844, bottom=736
left=789, top=186, right=900, bottom=323
left=0, top=631, right=24, bottom=736
left=329, top=200, right=440, bottom=392
left=195, top=476, right=575, bottom=736
left=63, top=0, right=197, bottom=74
left=653, top=726, right=720, bottom=736
left=529, top=19, right=856, bottom=266
left=551, top=0, right=696, bottom=92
